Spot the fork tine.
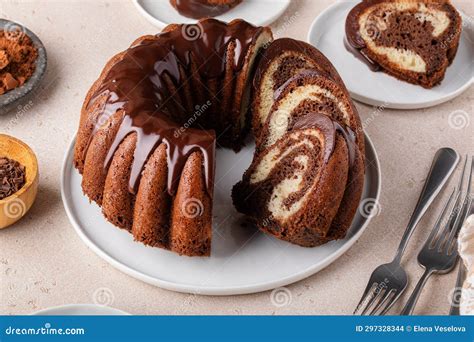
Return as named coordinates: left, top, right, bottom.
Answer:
left=447, top=196, right=472, bottom=252
left=369, top=289, right=393, bottom=315
left=426, top=187, right=456, bottom=247
left=455, top=156, right=468, bottom=192
left=353, top=282, right=376, bottom=314
left=447, top=157, right=473, bottom=252
left=435, top=190, right=461, bottom=251
left=361, top=285, right=385, bottom=315
left=379, top=290, right=401, bottom=315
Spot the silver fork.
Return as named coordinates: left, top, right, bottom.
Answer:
left=354, top=148, right=459, bottom=315
left=401, top=156, right=473, bottom=315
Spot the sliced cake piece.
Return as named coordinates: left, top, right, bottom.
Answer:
left=232, top=113, right=350, bottom=247
left=257, top=70, right=365, bottom=241
left=225, top=19, right=273, bottom=150
left=251, top=38, right=346, bottom=139
left=346, top=0, right=462, bottom=88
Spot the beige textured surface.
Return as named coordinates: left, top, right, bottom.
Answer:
left=0, top=0, right=472, bottom=315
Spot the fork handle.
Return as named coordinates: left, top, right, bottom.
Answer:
left=449, top=263, right=467, bottom=315
left=400, top=268, right=433, bottom=315
left=394, top=148, right=459, bottom=263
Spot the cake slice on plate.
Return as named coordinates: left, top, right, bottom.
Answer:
left=232, top=113, right=351, bottom=247
left=345, top=0, right=462, bottom=88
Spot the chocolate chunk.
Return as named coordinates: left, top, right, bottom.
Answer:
left=0, top=157, right=26, bottom=200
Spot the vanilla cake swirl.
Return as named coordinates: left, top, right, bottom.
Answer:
left=346, top=0, right=462, bottom=88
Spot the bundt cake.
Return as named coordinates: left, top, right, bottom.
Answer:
left=345, top=0, right=462, bottom=88
left=74, top=18, right=366, bottom=255
left=74, top=18, right=272, bottom=256
left=170, top=0, right=243, bottom=19
left=233, top=68, right=365, bottom=246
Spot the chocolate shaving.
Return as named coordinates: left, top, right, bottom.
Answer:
left=0, top=157, right=26, bottom=200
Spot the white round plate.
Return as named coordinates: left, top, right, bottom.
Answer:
left=133, top=0, right=291, bottom=28
left=307, top=1, right=474, bottom=109
left=61, top=134, right=381, bottom=295
left=32, top=304, right=129, bottom=316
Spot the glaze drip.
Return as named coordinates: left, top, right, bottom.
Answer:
left=343, top=36, right=381, bottom=72
left=344, top=0, right=382, bottom=71
left=85, top=19, right=263, bottom=197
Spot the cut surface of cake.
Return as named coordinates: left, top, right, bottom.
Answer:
left=258, top=70, right=365, bottom=241
left=251, top=38, right=348, bottom=140
left=233, top=112, right=354, bottom=246
left=345, top=0, right=462, bottom=88
left=74, top=19, right=272, bottom=256
left=170, top=0, right=243, bottom=19
left=234, top=64, right=365, bottom=246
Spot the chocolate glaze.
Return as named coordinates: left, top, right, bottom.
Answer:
left=345, top=0, right=382, bottom=72
left=344, top=37, right=380, bottom=72
left=172, top=0, right=241, bottom=19
left=85, top=19, right=263, bottom=197
left=293, top=112, right=356, bottom=167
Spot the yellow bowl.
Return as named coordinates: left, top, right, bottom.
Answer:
left=0, top=134, right=39, bottom=229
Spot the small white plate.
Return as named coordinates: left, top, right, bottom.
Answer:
left=32, top=304, right=129, bottom=316
left=307, top=1, right=474, bottom=109
left=133, top=0, right=291, bottom=28
left=61, top=134, right=381, bottom=295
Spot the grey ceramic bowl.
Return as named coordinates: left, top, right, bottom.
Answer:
left=0, top=19, right=47, bottom=115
